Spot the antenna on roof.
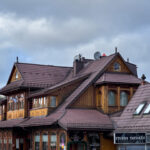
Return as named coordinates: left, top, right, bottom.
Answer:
left=115, top=47, right=118, bottom=53
left=16, top=56, right=19, bottom=63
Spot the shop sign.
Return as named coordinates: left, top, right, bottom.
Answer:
left=114, top=133, right=146, bottom=144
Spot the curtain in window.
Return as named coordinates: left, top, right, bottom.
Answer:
left=42, top=133, right=48, bottom=150
left=108, top=91, right=115, bottom=106
left=50, top=133, right=57, bottom=150
left=60, top=133, right=66, bottom=150
left=120, top=91, right=128, bottom=106
left=35, top=134, right=40, bottom=150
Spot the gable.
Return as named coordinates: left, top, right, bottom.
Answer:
left=106, top=56, right=132, bottom=74
left=8, top=66, right=22, bottom=83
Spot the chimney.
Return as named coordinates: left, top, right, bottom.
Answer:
left=115, top=47, right=118, bottom=53
left=141, top=74, right=146, bottom=85
left=16, top=56, right=19, bottom=63
left=73, top=54, right=84, bottom=76
left=127, top=58, right=129, bottom=62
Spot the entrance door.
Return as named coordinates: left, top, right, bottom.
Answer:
left=68, top=142, right=87, bottom=150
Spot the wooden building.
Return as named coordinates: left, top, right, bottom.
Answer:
left=0, top=52, right=142, bottom=150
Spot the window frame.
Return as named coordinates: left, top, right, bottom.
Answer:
left=114, top=62, right=121, bottom=71
left=50, top=96, right=57, bottom=107
left=143, top=103, right=150, bottom=114
left=50, top=132, right=57, bottom=149
left=108, top=90, right=116, bottom=107
left=120, top=91, right=129, bottom=107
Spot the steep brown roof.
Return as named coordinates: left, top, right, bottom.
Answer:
left=0, top=52, right=139, bottom=129
left=96, top=73, right=141, bottom=85
left=18, top=54, right=117, bottom=128
left=115, top=84, right=150, bottom=132
left=0, top=63, right=71, bottom=94
left=58, top=109, right=113, bottom=130
left=125, top=61, right=137, bottom=77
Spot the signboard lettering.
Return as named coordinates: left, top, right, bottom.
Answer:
left=114, top=133, right=146, bottom=144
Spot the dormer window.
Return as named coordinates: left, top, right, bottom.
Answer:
left=114, top=62, right=121, bottom=71
left=144, top=104, right=150, bottom=114
left=134, top=102, right=146, bottom=115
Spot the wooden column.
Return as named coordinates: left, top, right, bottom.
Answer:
left=117, top=86, right=120, bottom=111
left=130, top=87, right=133, bottom=100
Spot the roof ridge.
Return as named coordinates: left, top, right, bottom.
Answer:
left=16, top=62, right=72, bottom=68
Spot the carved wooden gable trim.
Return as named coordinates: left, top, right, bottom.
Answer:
left=9, top=66, right=22, bottom=83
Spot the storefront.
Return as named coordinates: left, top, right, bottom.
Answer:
left=114, top=133, right=150, bottom=150
left=68, top=131, right=100, bottom=150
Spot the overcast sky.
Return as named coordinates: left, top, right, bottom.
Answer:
left=0, top=0, right=150, bottom=87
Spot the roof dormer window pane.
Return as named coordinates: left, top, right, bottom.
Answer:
left=144, top=104, right=150, bottom=114
left=134, top=103, right=146, bottom=115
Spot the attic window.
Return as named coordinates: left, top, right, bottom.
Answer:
left=134, top=102, right=146, bottom=115
left=15, top=72, right=19, bottom=79
left=114, top=62, right=121, bottom=71
left=144, top=104, right=150, bottom=114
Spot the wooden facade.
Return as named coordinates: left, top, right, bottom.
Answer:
left=0, top=53, right=141, bottom=150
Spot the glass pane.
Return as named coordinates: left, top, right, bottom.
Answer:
left=144, top=104, right=150, bottom=114
left=120, top=91, right=128, bottom=106
left=35, top=134, right=40, bottom=142
left=50, top=133, right=57, bottom=149
left=42, top=134, right=48, bottom=150
left=147, top=145, right=150, bottom=150
left=60, top=133, right=66, bottom=150
left=134, top=103, right=145, bottom=115
left=126, top=145, right=145, bottom=150
left=51, top=96, right=56, bottom=107
left=108, top=91, right=115, bottom=106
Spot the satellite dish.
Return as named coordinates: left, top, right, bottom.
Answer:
left=94, top=51, right=101, bottom=60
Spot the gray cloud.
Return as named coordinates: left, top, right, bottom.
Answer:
left=0, top=0, right=150, bottom=88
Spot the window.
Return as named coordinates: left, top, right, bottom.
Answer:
left=108, top=91, right=116, bottom=106
left=60, top=133, right=66, bottom=150
left=2, top=105, right=5, bottom=113
left=50, top=96, right=56, bottom=107
left=134, top=102, right=146, bottom=115
left=33, top=99, right=38, bottom=108
left=39, top=98, right=43, bottom=107
left=20, top=99, right=24, bottom=109
left=8, top=138, right=12, bottom=150
left=4, top=138, right=7, bottom=150
left=114, top=62, right=121, bottom=71
left=0, top=106, right=2, bottom=114
left=35, top=133, right=40, bottom=150
left=16, top=71, right=19, bottom=79
left=50, top=133, right=57, bottom=150
left=42, top=133, right=48, bottom=150
left=43, top=97, right=47, bottom=107
left=120, top=91, right=128, bottom=106
left=144, top=104, right=150, bottom=114
left=0, top=139, right=2, bottom=150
